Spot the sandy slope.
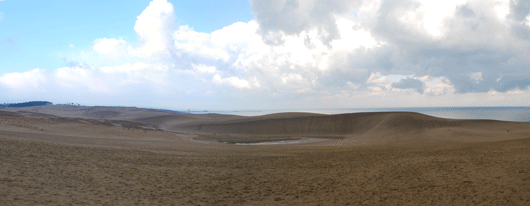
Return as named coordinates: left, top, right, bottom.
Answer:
left=5, top=105, right=529, bottom=145
left=2, top=105, right=244, bottom=131
left=175, top=111, right=530, bottom=146
left=1, top=106, right=530, bottom=205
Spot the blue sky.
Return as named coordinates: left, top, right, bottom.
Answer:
left=1, top=0, right=530, bottom=110
left=1, top=0, right=253, bottom=73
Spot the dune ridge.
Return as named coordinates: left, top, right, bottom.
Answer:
left=2, top=105, right=530, bottom=145
left=173, top=111, right=530, bottom=145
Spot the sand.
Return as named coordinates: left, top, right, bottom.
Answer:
left=1, top=106, right=530, bottom=205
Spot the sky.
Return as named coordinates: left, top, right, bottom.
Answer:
left=1, top=0, right=530, bottom=110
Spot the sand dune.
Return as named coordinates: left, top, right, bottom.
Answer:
left=177, top=111, right=524, bottom=134
left=175, top=111, right=530, bottom=145
left=3, top=106, right=530, bottom=145
left=2, top=105, right=243, bottom=129
left=2, top=106, right=530, bottom=205
left=4, top=106, right=530, bottom=145
left=2, top=105, right=174, bottom=121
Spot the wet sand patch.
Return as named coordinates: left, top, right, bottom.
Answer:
left=235, top=138, right=329, bottom=145
left=194, top=134, right=343, bottom=144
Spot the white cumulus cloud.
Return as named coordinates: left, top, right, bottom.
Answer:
left=0, top=69, right=47, bottom=89
left=192, top=64, right=216, bottom=74
left=3, top=0, right=530, bottom=109
left=213, top=74, right=253, bottom=89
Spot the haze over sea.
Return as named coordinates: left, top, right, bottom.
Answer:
left=199, top=107, right=530, bottom=122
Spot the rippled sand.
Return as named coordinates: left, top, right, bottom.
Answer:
left=2, top=106, right=530, bottom=205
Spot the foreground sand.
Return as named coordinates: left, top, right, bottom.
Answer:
left=1, top=106, right=530, bottom=205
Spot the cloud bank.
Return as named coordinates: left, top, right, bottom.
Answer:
left=2, top=0, right=530, bottom=109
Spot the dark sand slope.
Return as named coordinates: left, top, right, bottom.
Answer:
left=2, top=107, right=530, bottom=205
left=2, top=135, right=530, bottom=205
left=176, top=112, right=530, bottom=145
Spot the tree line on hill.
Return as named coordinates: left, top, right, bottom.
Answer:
left=0, top=101, right=53, bottom=108
left=0, top=101, right=206, bottom=114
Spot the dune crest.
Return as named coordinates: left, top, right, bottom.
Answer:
left=2, top=105, right=530, bottom=145
left=174, top=112, right=530, bottom=145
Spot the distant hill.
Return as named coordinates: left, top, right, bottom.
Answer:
left=1, top=101, right=53, bottom=108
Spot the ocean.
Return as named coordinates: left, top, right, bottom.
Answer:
left=196, top=107, right=530, bottom=122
